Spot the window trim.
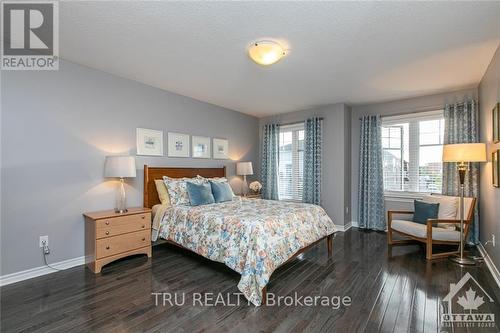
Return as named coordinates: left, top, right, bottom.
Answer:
left=278, top=122, right=305, bottom=202
left=381, top=109, right=444, bottom=196
left=382, top=125, right=405, bottom=192
left=384, top=190, right=425, bottom=202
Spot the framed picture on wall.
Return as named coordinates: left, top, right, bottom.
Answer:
left=493, top=103, right=500, bottom=143
left=212, top=138, right=229, bottom=159
left=192, top=136, right=211, bottom=159
left=493, top=149, right=499, bottom=188
left=136, top=128, right=163, bottom=156
left=167, top=132, right=190, bottom=158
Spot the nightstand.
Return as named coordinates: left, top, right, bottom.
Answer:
left=238, top=194, right=262, bottom=199
left=83, top=207, right=152, bottom=273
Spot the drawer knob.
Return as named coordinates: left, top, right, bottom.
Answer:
left=141, top=216, right=145, bottom=219
left=106, top=246, right=110, bottom=250
left=142, top=225, right=145, bottom=228
left=105, top=231, right=110, bottom=235
left=105, top=221, right=110, bottom=225
left=142, top=237, right=146, bottom=241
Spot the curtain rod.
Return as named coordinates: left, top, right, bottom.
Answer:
left=358, top=108, right=440, bottom=120
left=380, top=107, right=443, bottom=119
left=357, top=99, right=476, bottom=120
left=265, top=118, right=324, bottom=127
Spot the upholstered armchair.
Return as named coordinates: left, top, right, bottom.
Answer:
left=387, top=194, right=476, bottom=260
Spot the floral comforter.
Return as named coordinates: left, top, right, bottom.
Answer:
left=157, top=198, right=336, bottom=305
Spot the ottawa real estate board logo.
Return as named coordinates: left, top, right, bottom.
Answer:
left=1, top=1, right=59, bottom=70
left=442, top=272, right=495, bottom=329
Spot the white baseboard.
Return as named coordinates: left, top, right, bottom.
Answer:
left=477, top=244, right=500, bottom=289
left=335, top=221, right=361, bottom=231
left=335, top=222, right=352, bottom=232
left=0, top=256, right=85, bottom=287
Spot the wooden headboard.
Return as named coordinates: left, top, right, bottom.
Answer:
left=143, top=165, right=227, bottom=208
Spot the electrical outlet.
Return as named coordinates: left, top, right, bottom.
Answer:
left=345, top=207, right=349, bottom=215
left=39, top=235, right=48, bottom=248
left=492, top=234, right=496, bottom=247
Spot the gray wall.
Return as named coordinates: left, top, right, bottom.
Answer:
left=479, top=45, right=500, bottom=268
left=1, top=60, right=259, bottom=275
left=350, top=88, right=478, bottom=224
left=259, top=103, right=351, bottom=227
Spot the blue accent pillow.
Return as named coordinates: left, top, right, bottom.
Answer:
left=413, top=200, right=439, bottom=224
left=186, top=181, right=215, bottom=206
left=210, top=181, right=234, bottom=203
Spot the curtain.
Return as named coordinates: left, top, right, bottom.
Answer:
left=261, top=123, right=280, bottom=200
left=303, top=117, right=322, bottom=205
left=358, top=115, right=386, bottom=231
left=443, top=100, right=480, bottom=244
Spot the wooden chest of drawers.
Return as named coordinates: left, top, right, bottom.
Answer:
left=83, top=207, right=152, bottom=273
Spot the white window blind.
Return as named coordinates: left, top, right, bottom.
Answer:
left=382, top=110, right=444, bottom=194
left=278, top=123, right=304, bottom=201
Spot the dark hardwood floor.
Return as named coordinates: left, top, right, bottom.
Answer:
left=2, top=229, right=499, bottom=333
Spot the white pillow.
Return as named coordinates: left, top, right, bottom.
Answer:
left=197, top=175, right=228, bottom=183
left=422, top=195, right=457, bottom=230
left=163, top=176, right=203, bottom=206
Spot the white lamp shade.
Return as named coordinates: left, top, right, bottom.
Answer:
left=248, top=41, right=285, bottom=66
left=442, top=143, right=487, bottom=163
left=236, top=162, right=253, bottom=176
left=104, top=156, right=137, bottom=178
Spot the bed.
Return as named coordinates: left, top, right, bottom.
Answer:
left=144, top=165, right=336, bottom=306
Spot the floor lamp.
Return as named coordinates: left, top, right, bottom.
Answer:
left=442, top=143, right=486, bottom=265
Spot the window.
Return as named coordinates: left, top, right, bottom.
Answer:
left=278, top=123, right=304, bottom=201
left=382, top=110, right=444, bottom=194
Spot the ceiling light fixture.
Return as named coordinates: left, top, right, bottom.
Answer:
left=248, top=40, right=286, bottom=66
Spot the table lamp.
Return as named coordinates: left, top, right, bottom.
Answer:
left=442, top=143, right=486, bottom=265
left=236, top=162, right=253, bottom=196
left=104, top=156, right=137, bottom=213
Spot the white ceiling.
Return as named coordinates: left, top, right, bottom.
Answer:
left=60, top=1, right=500, bottom=117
